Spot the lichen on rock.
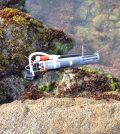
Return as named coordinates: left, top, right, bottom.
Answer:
left=22, top=67, right=120, bottom=100
left=0, top=7, right=74, bottom=103
left=93, top=14, right=108, bottom=31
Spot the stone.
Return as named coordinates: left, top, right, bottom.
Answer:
left=0, top=98, right=120, bottom=134
left=0, top=7, right=74, bottom=103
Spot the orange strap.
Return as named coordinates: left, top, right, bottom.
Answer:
left=40, top=56, right=49, bottom=61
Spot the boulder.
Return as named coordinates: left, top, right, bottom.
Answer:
left=0, top=98, right=120, bottom=134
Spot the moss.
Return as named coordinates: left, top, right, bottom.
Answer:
left=79, top=67, right=119, bottom=91
left=22, top=79, right=31, bottom=87
left=3, top=7, right=19, bottom=13
left=7, top=39, right=17, bottom=47
left=115, top=21, right=120, bottom=27
left=112, top=8, right=120, bottom=18
left=48, top=39, right=74, bottom=54
left=48, top=40, right=64, bottom=54
left=106, top=74, right=118, bottom=91
left=0, top=8, right=41, bottom=28
left=0, top=8, right=20, bottom=19
left=29, top=18, right=43, bottom=27
left=38, top=82, right=52, bottom=92
left=0, top=8, right=38, bottom=27
left=109, top=7, right=120, bottom=22
left=80, top=66, right=103, bottom=74
left=93, top=14, right=107, bottom=30
left=0, top=30, right=3, bottom=38
left=76, top=26, right=94, bottom=40
left=0, top=52, right=9, bottom=71
left=12, top=15, right=30, bottom=25
left=109, top=15, right=119, bottom=21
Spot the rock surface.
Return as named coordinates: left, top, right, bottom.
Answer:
left=0, top=7, right=74, bottom=103
left=21, top=67, right=120, bottom=101
left=0, top=98, right=120, bottom=134
left=87, top=64, right=120, bottom=79
left=0, top=66, right=120, bottom=104
left=0, top=8, right=73, bottom=78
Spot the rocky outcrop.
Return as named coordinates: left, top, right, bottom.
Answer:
left=0, top=98, right=120, bottom=134
left=0, top=8, right=74, bottom=78
left=22, top=67, right=120, bottom=101
left=0, top=7, right=74, bottom=103
left=0, top=76, right=24, bottom=101
left=0, top=66, right=120, bottom=104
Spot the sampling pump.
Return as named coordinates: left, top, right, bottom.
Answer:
left=24, top=47, right=100, bottom=80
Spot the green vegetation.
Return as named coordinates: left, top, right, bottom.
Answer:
left=34, top=67, right=120, bottom=97
left=38, top=82, right=52, bottom=92
left=106, top=74, right=118, bottom=91
left=93, top=14, right=107, bottom=30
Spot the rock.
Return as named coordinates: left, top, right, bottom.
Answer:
left=0, top=98, right=120, bottom=134
left=0, top=8, right=74, bottom=78
left=2, top=76, right=24, bottom=100
left=0, top=82, right=6, bottom=104
left=0, top=75, right=24, bottom=103
left=22, top=67, right=120, bottom=100
left=0, top=7, right=74, bottom=103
